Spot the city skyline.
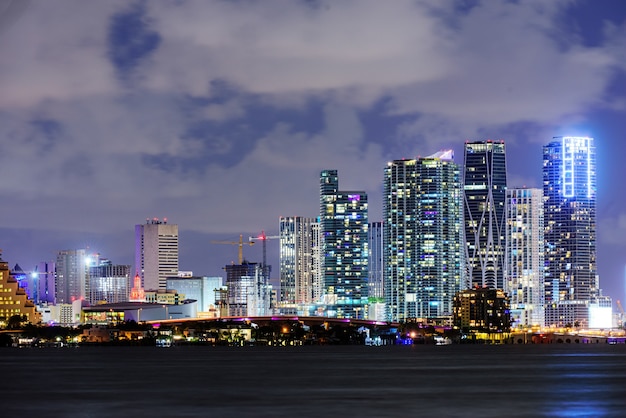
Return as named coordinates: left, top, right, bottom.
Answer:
left=1, top=1, right=625, bottom=305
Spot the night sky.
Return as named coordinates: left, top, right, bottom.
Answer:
left=1, top=1, right=625, bottom=304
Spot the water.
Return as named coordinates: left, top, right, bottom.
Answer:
left=1, top=344, right=625, bottom=417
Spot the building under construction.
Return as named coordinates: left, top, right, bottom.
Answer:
left=224, top=262, right=271, bottom=317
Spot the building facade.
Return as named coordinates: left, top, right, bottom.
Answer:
left=88, top=259, right=131, bottom=305
left=543, top=136, right=597, bottom=327
left=453, top=288, right=511, bottom=333
left=320, top=170, right=369, bottom=319
left=463, top=141, right=507, bottom=290
left=224, top=262, right=272, bottom=317
left=166, top=276, right=223, bottom=314
left=384, top=150, right=463, bottom=322
left=55, top=249, right=87, bottom=304
left=135, top=218, right=179, bottom=291
left=368, top=221, right=384, bottom=301
left=0, top=255, right=41, bottom=325
left=505, top=188, right=545, bottom=327
left=279, top=216, right=320, bottom=306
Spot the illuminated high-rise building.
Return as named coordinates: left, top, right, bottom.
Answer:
left=505, top=188, right=544, bottom=327
left=135, top=218, right=178, bottom=291
left=88, top=258, right=131, bottom=305
left=384, top=150, right=463, bottom=322
left=55, top=249, right=87, bottom=304
left=320, top=170, right=368, bottom=319
left=279, top=216, right=319, bottom=306
left=368, top=222, right=384, bottom=300
left=463, top=141, right=507, bottom=290
left=543, top=136, right=597, bottom=327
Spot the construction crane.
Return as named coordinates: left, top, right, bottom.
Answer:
left=249, top=230, right=279, bottom=267
left=211, top=235, right=255, bottom=264
left=617, top=300, right=625, bottom=319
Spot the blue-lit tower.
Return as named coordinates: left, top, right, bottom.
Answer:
left=320, top=170, right=368, bottom=319
left=543, top=136, right=597, bottom=327
left=463, top=141, right=507, bottom=290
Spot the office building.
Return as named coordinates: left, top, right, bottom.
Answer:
left=55, top=249, right=87, bottom=304
left=320, top=170, right=369, bottom=319
left=543, top=136, right=597, bottom=327
left=505, top=188, right=545, bottom=327
left=224, top=262, right=272, bottom=317
left=135, top=218, right=179, bottom=290
left=88, top=258, right=131, bottom=305
left=463, top=141, right=507, bottom=290
left=384, top=150, right=463, bottom=322
left=166, top=276, right=223, bottom=314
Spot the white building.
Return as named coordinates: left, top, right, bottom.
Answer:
left=135, top=218, right=178, bottom=291
left=166, top=276, right=223, bottom=314
left=505, top=188, right=544, bottom=327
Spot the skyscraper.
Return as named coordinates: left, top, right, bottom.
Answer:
left=384, top=150, right=462, bottom=322
left=543, top=136, right=597, bottom=327
left=135, top=218, right=179, bottom=291
left=463, top=141, right=507, bottom=290
left=279, top=216, right=319, bottom=306
left=505, top=188, right=545, bottom=327
left=55, top=249, right=87, bottom=304
left=320, top=170, right=368, bottom=319
left=368, top=221, right=384, bottom=300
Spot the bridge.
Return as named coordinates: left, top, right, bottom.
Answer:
left=147, top=315, right=400, bottom=329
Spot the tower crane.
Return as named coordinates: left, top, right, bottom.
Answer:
left=249, top=230, right=279, bottom=267
left=211, top=235, right=255, bottom=264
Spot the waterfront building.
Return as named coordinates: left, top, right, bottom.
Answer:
left=279, top=216, right=321, bottom=308
left=224, top=262, right=272, bottom=317
left=383, top=150, right=462, bottom=322
left=543, top=136, right=598, bottom=327
left=320, top=170, right=369, bottom=319
left=0, top=254, right=41, bottom=325
left=505, top=188, right=545, bottom=328
left=135, top=218, right=179, bottom=291
left=463, top=141, right=508, bottom=290
left=88, top=258, right=131, bottom=305
left=166, top=276, right=223, bottom=315
left=453, top=287, right=511, bottom=333
left=82, top=300, right=197, bottom=324
left=55, top=249, right=87, bottom=304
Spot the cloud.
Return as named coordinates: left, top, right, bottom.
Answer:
left=0, top=0, right=623, bottom=245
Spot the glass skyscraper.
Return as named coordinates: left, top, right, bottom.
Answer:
left=384, top=150, right=462, bottom=322
left=320, top=170, right=368, bottom=319
left=543, top=136, right=597, bottom=327
left=463, top=141, right=507, bottom=290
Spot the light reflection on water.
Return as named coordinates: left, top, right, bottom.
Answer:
left=1, top=344, right=625, bottom=417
